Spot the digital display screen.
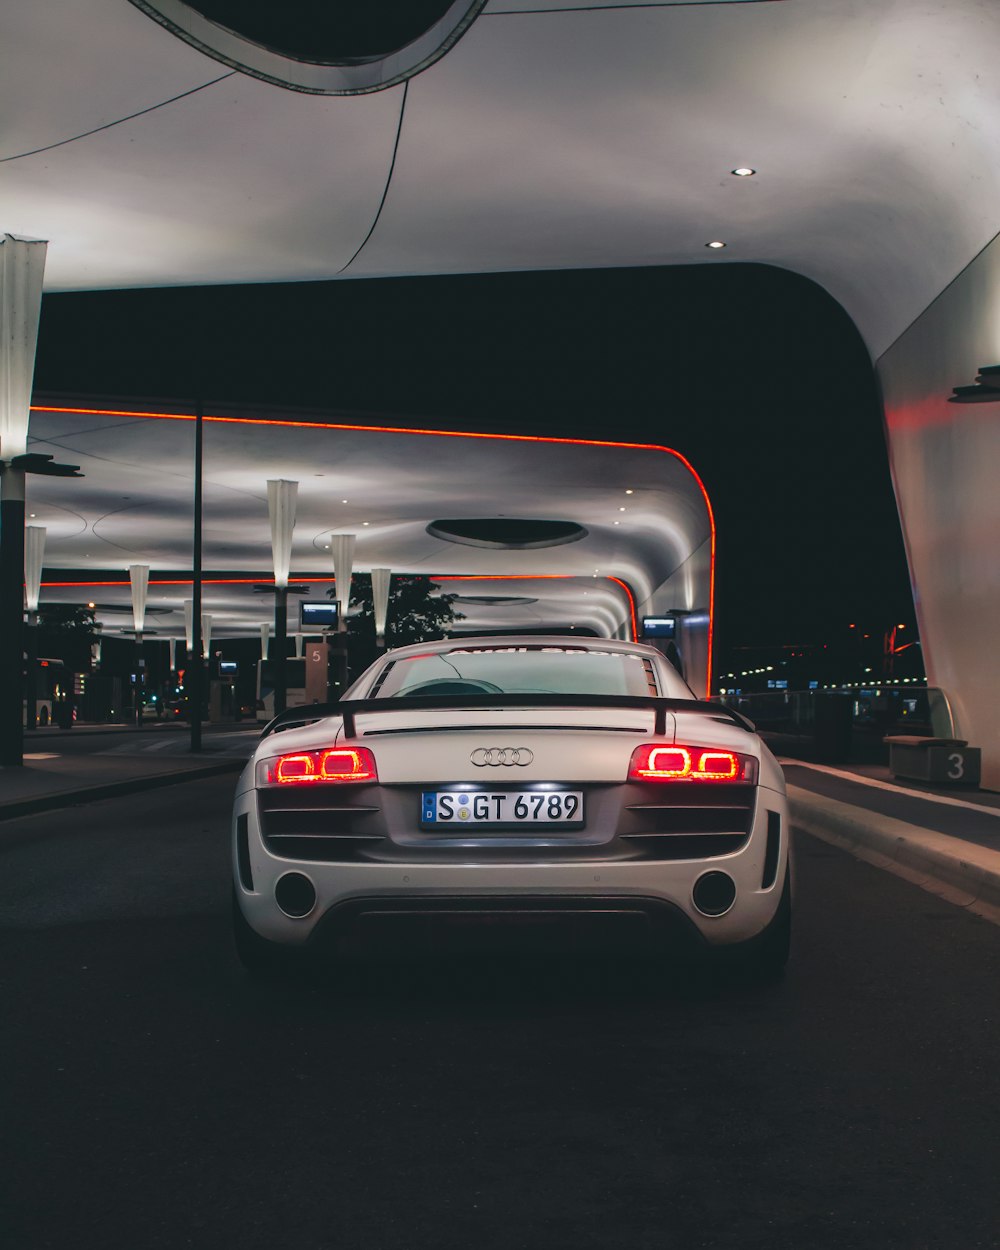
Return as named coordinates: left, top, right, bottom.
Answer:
left=300, top=601, right=339, bottom=629
left=219, top=660, right=238, bottom=674
left=642, top=616, right=676, bottom=639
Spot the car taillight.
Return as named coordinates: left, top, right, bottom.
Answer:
left=627, top=744, right=757, bottom=783
left=257, top=747, right=378, bottom=787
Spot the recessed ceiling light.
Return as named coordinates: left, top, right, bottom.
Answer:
left=706, top=240, right=726, bottom=250
left=613, top=521, right=620, bottom=526
left=625, top=489, right=633, bottom=495
left=362, top=521, right=370, bottom=526
left=341, top=499, right=348, bottom=503
left=731, top=167, right=756, bottom=177
left=618, top=506, right=626, bottom=512
left=29, top=513, right=36, bottom=517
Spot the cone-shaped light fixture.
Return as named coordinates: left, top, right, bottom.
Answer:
left=129, top=564, right=150, bottom=635
left=202, top=614, right=213, bottom=658
left=24, top=525, right=45, bottom=613
left=0, top=235, right=47, bottom=462
left=371, top=568, right=391, bottom=646
left=183, top=600, right=194, bottom=652
left=267, top=480, right=298, bottom=588
left=330, top=534, right=356, bottom=626
left=260, top=622, right=270, bottom=660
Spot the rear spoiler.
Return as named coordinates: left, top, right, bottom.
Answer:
left=260, top=694, right=755, bottom=740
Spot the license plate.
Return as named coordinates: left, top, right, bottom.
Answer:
left=421, top=790, right=584, bottom=827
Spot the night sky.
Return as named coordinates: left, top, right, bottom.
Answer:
left=32, top=263, right=915, bottom=665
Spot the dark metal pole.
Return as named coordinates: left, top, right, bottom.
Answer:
left=0, top=463, right=26, bottom=765
left=135, top=632, right=143, bottom=730
left=25, top=609, right=37, bottom=732
left=274, top=585, right=288, bottom=715
left=190, top=399, right=204, bottom=753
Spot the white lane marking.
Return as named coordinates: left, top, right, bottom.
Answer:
left=779, top=759, right=1000, bottom=819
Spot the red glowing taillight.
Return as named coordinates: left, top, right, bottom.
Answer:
left=257, top=747, right=378, bottom=787
left=627, top=744, right=756, bottom=783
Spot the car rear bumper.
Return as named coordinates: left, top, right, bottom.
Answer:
left=233, top=784, right=789, bottom=949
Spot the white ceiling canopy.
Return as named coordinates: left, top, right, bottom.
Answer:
left=4, top=1, right=1000, bottom=355
left=25, top=400, right=712, bottom=654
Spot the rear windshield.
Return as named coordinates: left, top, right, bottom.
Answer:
left=368, top=646, right=690, bottom=699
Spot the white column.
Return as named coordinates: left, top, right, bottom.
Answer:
left=202, top=614, right=213, bottom=658
left=371, top=568, right=391, bottom=647
left=260, top=622, right=270, bottom=660
left=183, top=600, right=194, bottom=652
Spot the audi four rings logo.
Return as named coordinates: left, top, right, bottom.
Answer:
left=470, top=747, right=534, bottom=766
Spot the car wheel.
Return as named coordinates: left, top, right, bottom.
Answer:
left=232, top=888, right=309, bottom=980
left=715, top=869, right=791, bottom=984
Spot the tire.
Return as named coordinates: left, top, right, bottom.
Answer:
left=232, top=888, right=308, bottom=980
left=715, top=869, right=791, bottom=984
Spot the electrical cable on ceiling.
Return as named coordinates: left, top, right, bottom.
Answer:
left=0, top=73, right=236, bottom=163
left=337, top=81, right=409, bottom=275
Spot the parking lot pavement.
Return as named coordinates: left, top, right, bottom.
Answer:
left=3, top=774, right=1000, bottom=1250
left=785, top=760, right=1000, bottom=923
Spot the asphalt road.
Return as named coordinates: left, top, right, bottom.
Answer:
left=2, top=776, right=998, bottom=1250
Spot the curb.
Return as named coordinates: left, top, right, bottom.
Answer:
left=0, top=757, right=245, bottom=823
left=788, top=783, right=1000, bottom=921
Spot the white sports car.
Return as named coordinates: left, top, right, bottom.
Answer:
left=232, top=636, right=790, bottom=978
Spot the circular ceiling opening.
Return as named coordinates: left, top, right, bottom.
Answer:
left=427, top=519, right=588, bottom=550
left=186, top=0, right=459, bottom=61
left=130, top=0, right=488, bottom=94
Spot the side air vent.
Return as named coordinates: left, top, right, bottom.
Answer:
left=762, top=810, right=781, bottom=888
left=235, top=813, right=253, bottom=891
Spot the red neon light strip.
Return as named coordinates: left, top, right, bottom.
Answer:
left=31, top=404, right=716, bottom=693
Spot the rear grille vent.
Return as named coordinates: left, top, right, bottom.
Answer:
left=620, top=783, right=755, bottom=861
left=258, top=788, right=384, bottom=862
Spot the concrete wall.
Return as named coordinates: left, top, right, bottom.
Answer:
left=877, top=234, right=1000, bottom=790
